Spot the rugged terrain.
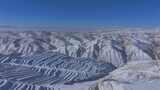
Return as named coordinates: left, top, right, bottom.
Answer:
left=0, top=30, right=159, bottom=90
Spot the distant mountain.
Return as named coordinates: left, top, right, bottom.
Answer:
left=0, top=31, right=158, bottom=66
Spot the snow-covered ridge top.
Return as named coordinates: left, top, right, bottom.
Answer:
left=0, top=31, right=159, bottom=67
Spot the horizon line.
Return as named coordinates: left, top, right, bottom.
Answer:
left=0, top=25, right=160, bottom=32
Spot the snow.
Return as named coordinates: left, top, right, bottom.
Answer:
left=0, top=30, right=159, bottom=90
left=96, top=60, right=160, bottom=90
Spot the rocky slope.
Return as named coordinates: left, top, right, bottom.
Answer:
left=0, top=52, right=116, bottom=90
left=0, top=31, right=159, bottom=66
left=0, top=30, right=159, bottom=90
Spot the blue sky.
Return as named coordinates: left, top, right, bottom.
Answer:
left=0, top=0, right=160, bottom=27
